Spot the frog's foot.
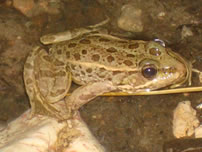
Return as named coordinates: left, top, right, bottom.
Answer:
left=24, top=46, right=71, bottom=120
left=65, top=81, right=117, bottom=114
left=40, top=17, right=110, bottom=45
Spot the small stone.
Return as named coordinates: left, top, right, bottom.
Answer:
left=181, top=25, right=193, bottom=39
left=13, top=0, right=35, bottom=17
left=157, top=12, right=166, bottom=20
left=13, top=0, right=61, bottom=17
left=117, top=4, right=143, bottom=32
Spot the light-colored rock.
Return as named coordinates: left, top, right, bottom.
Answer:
left=173, top=101, right=199, bottom=138
left=117, top=4, right=143, bottom=32
left=0, top=109, right=105, bottom=152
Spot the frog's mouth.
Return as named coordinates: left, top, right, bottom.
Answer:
left=167, top=50, right=192, bottom=88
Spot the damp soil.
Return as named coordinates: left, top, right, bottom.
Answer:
left=0, top=0, right=202, bottom=152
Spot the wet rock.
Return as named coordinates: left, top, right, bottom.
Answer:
left=13, top=0, right=61, bottom=17
left=117, top=4, right=143, bottom=32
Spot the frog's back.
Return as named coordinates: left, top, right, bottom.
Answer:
left=51, top=34, right=147, bottom=68
left=50, top=34, right=147, bottom=85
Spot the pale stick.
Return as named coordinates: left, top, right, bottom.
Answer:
left=66, top=86, right=202, bottom=96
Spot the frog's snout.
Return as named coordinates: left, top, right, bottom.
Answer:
left=170, top=58, right=190, bottom=88
left=176, top=61, right=187, bottom=79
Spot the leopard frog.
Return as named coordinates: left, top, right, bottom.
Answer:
left=23, top=24, right=191, bottom=120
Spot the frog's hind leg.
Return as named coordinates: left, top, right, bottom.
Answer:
left=24, top=46, right=71, bottom=119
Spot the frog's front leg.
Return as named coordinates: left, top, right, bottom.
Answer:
left=24, top=46, right=71, bottom=119
left=65, top=81, right=117, bottom=118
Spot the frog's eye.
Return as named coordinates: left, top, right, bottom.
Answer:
left=142, top=65, right=157, bottom=79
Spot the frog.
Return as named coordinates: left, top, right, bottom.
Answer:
left=23, top=19, right=191, bottom=120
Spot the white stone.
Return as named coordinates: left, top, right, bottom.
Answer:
left=173, top=101, right=199, bottom=138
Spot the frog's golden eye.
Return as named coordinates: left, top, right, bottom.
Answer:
left=142, top=64, right=157, bottom=79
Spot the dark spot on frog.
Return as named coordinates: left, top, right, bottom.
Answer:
left=118, top=40, right=127, bottom=43
left=82, top=49, right=87, bottom=55
left=75, top=73, right=80, bottom=77
left=86, top=68, right=92, bottom=73
left=113, top=71, right=122, bottom=75
left=149, top=48, right=161, bottom=56
left=123, top=60, right=133, bottom=66
left=126, top=54, right=135, bottom=58
left=99, top=67, right=105, bottom=72
left=92, top=54, right=100, bottom=61
left=128, top=43, right=139, bottom=49
left=70, top=64, right=76, bottom=70
left=68, top=43, right=77, bottom=48
left=74, top=53, right=80, bottom=60
left=80, top=39, right=91, bottom=44
left=81, top=71, right=85, bottom=75
left=108, top=77, right=112, bottom=81
left=106, top=47, right=117, bottom=53
left=107, top=55, right=115, bottom=62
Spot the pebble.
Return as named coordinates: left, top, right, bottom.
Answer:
left=181, top=25, right=193, bottom=39
left=12, top=0, right=61, bottom=17
left=117, top=4, right=143, bottom=32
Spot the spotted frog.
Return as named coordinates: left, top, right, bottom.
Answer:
left=23, top=22, right=191, bottom=120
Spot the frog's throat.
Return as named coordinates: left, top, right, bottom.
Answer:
left=169, top=50, right=192, bottom=88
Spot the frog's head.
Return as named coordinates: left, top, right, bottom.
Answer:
left=130, top=41, right=191, bottom=92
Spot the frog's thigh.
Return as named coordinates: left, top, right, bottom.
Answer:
left=34, top=48, right=71, bottom=103
left=65, top=81, right=117, bottom=112
left=26, top=47, right=71, bottom=119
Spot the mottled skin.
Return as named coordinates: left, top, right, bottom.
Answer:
left=24, top=29, right=189, bottom=120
